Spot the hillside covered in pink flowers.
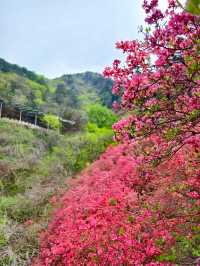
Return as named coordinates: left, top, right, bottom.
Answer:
left=34, top=140, right=200, bottom=265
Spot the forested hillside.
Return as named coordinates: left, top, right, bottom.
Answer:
left=0, top=58, right=47, bottom=85
left=0, top=58, right=117, bottom=131
left=52, top=71, right=117, bottom=110
left=0, top=58, right=115, bottom=111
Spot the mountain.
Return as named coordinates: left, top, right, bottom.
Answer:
left=0, top=58, right=116, bottom=110
left=0, top=58, right=118, bottom=129
left=51, top=71, right=116, bottom=109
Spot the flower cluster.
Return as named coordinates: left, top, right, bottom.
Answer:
left=104, top=0, right=200, bottom=161
left=34, top=141, right=200, bottom=265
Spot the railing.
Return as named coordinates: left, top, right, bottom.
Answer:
left=0, top=117, right=49, bottom=132
left=0, top=99, right=75, bottom=132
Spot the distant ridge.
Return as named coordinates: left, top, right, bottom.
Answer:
left=0, top=58, right=46, bottom=85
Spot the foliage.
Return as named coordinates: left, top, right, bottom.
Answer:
left=86, top=122, right=99, bottom=133
left=41, top=114, right=60, bottom=130
left=62, top=108, right=88, bottom=132
left=2, top=1, right=200, bottom=265
left=86, top=103, right=117, bottom=129
left=80, top=71, right=119, bottom=107
left=0, top=72, right=48, bottom=107
left=34, top=1, right=200, bottom=265
left=0, top=58, right=46, bottom=85
left=185, top=0, right=200, bottom=14
left=0, top=61, right=115, bottom=129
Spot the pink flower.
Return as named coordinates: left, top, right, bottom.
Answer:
left=24, top=219, right=33, bottom=226
left=187, top=191, right=200, bottom=199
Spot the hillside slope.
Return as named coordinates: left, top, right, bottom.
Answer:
left=51, top=71, right=116, bottom=109
left=0, top=120, right=113, bottom=265
left=0, top=58, right=115, bottom=114
left=35, top=141, right=200, bottom=266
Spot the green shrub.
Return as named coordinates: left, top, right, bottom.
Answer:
left=55, top=129, right=113, bottom=173
left=156, top=231, right=200, bottom=264
left=85, top=122, right=99, bottom=133
left=0, top=196, right=17, bottom=214
left=41, top=114, right=60, bottom=130
left=86, top=104, right=117, bottom=129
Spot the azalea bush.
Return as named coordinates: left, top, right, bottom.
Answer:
left=104, top=0, right=200, bottom=162
left=34, top=142, right=200, bottom=265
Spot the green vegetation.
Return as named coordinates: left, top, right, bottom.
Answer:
left=41, top=114, right=60, bottom=130
left=86, top=103, right=117, bottom=129
left=186, top=0, right=200, bottom=15
left=157, top=232, right=200, bottom=265
left=0, top=58, right=119, bottom=132
left=0, top=58, right=117, bottom=113
left=0, top=58, right=46, bottom=85
left=0, top=72, right=48, bottom=108
left=52, top=71, right=118, bottom=108
left=0, top=120, right=113, bottom=265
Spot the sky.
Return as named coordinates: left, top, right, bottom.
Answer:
left=1, top=0, right=169, bottom=78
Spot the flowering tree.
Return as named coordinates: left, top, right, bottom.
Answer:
left=104, top=0, right=200, bottom=162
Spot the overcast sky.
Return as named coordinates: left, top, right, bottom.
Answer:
left=1, top=0, right=170, bottom=78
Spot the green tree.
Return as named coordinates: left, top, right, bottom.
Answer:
left=86, top=104, right=117, bottom=129
left=42, top=114, right=60, bottom=130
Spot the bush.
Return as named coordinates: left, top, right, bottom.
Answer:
left=51, top=129, right=114, bottom=174
left=36, top=142, right=200, bottom=265
left=86, top=122, right=99, bottom=133
left=86, top=104, right=117, bottom=129
left=41, top=114, right=60, bottom=130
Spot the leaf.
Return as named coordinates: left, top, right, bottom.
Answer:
left=186, top=0, right=200, bottom=15
left=118, top=227, right=125, bottom=236
left=108, top=198, right=118, bottom=206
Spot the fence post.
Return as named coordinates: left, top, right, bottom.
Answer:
left=19, top=111, right=22, bottom=122
left=34, top=114, right=37, bottom=126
